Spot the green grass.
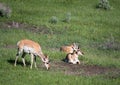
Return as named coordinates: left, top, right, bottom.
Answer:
left=0, top=0, right=120, bottom=85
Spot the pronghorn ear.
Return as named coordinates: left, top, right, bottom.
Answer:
left=72, top=46, right=74, bottom=49
left=73, top=43, right=76, bottom=46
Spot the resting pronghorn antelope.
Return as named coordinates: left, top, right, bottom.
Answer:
left=60, top=43, right=79, bottom=54
left=64, top=48, right=84, bottom=64
left=14, top=39, right=50, bottom=70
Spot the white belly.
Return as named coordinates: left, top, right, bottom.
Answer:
left=23, top=46, right=35, bottom=54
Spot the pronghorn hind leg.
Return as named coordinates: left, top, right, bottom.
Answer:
left=34, top=56, right=37, bottom=68
left=14, top=48, right=23, bottom=66
left=22, top=52, right=26, bottom=67
left=14, top=53, right=19, bottom=66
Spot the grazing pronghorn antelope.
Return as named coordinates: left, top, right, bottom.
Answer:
left=14, top=39, right=50, bottom=70
left=64, top=48, right=84, bottom=64
left=60, top=43, right=79, bottom=54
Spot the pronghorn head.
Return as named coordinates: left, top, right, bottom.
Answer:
left=43, top=55, right=50, bottom=70
left=72, top=43, right=84, bottom=56
left=77, top=46, right=84, bottom=56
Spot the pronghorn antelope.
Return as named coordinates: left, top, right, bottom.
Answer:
left=60, top=43, right=79, bottom=54
left=64, top=48, right=84, bottom=64
left=14, top=39, right=50, bottom=70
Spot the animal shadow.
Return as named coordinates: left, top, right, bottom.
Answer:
left=7, top=59, right=30, bottom=66
left=62, top=58, right=68, bottom=63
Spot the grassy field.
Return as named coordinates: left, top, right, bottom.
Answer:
left=0, top=0, right=120, bottom=85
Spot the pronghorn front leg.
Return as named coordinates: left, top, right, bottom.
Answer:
left=68, top=59, right=74, bottom=64
left=30, top=53, right=34, bottom=69
left=34, top=56, right=37, bottom=68
left=22, top=53, right=26, bottom=67
left=75, top=57, right=80, bottom=64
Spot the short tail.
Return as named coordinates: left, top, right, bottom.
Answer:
left=17, top=41, right=20, bottom=46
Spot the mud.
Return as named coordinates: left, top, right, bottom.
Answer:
left=39, top=61, right=120, bottom=77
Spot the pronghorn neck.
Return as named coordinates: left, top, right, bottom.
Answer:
left=37, top=52, right=46, bottom=62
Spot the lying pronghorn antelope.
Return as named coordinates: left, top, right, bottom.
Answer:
left=14, top=39, right=50, bottom=70
left=64, top=47, right=84, bottom=64
left=60, top=43, right=79, bottom=54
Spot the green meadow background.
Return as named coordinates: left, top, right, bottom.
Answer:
left=0, top=0, right=120, bottom=85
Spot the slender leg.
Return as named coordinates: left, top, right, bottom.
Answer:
left=14, top=48, right=23, bottom=66
left=34, top=56, right=37, bottom=68
left=68, top=59, right=74, bottom=64
left=73, top=61, right=77, bottom=64
left=30, top=54, right=34, bottom=69
left=14, top=53, right=19, bottom=66
left=22, top=53, right=26, bottom=67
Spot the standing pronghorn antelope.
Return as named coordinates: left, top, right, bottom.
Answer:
left=64, top=47, right=84, bottom=64
left=60, top=43, right=79, bottom=54
left=14, top=39, right=50, bottom=70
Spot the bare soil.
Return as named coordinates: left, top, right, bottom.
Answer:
left=0, top=21, right=66, bottom=34
left=0, top=21, right=52, bottom=34
left=39, top=61, right=120, bottom=78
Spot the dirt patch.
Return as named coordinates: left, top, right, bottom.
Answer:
left=39, top=61, right=120, bottom=77
left=0, top=21, right=65, bottom=34
left=2, top=44, right=16, bottom=49
left=2, top=21, right=52, bottom=34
